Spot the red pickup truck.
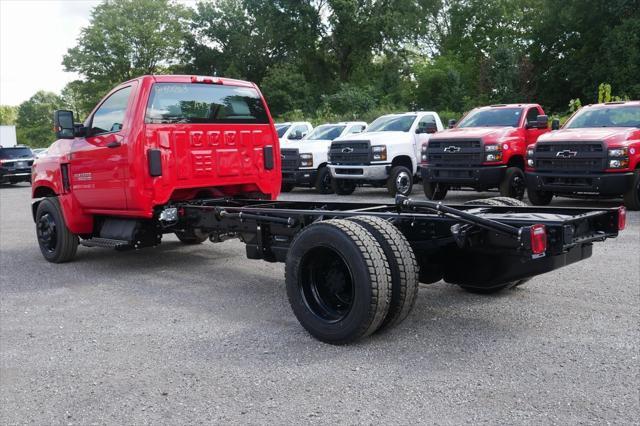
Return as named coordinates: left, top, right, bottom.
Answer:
left=31, top=75, right=624, bottom=344
left=526, top=101, right=640, bottom=210
left=421, top=104, right=549, bottom=200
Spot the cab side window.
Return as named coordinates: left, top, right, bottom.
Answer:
left=526, top=108, right=539, bottom=126
left=90, top=86, right=132, bottom=135
left=347, top=125, right=366, bottom=134
left=288, top=125, right=308, bottom=140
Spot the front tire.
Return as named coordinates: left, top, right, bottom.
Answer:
left=285, top=219, right=391, bottom=344
left=528, top=188, right=553, bottom=206
left=387, top=166, right=413, bottom=196
left=499, top=167, right=526, bottom=200
left=314, top=166, right=334, bottom=194
left=623, top=170, right=640, bottom=211
left=332, top=179, right=357, bottom=195
left=35, top=197, right=78, bottom=263
left=423, top=181, right=448, bottom=200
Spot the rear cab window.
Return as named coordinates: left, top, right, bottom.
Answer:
left=145, top=83, right=269, bottom=124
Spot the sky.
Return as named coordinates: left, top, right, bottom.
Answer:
left=0, top=0, right=101, bottom=106
left=0, top=0, right=198, bottom=106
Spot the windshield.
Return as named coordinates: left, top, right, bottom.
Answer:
left=145, top=83, right=269, bottom=124
left=367, top=115, right=416, bottom=132
left=0, top=147, right=33, bottom=159
left=457, top=108, right=523, bottom=128
left=275, top=125, right=290, bottom=138
left=565, top=105, right=640, bottom=128
left=305, top=125, right=346, bottom=141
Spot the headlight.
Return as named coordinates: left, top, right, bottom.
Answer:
left=371, top=145, right=387, bottom=161
left=485, top=153, right=503, bottom=162
left=300, top=153, right=313, bottom=167
left=527, top=159, right=534, bottom=167
left=608, top=147, right=628, bottom=157
left=609, top=159, right=629, bottom=169
left=484, top=144, right=501, bottom=152
left=527, top=148, right=534, bottom=157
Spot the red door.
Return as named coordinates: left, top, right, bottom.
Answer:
left=524, top=107, right=547, bottom=145
left=70, top=85, right=134, bottom=210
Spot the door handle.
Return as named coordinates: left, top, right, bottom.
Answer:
left=106, top=141, right=121, bottom=148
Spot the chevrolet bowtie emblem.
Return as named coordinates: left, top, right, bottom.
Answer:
left=443, top=146, right=461, bottom=153
left=556, top=150, right=577, bottom=158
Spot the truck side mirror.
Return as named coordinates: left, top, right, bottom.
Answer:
left=425, top=122, right=438, bottom=134
left=53, top=110, right=75, bottom=139
left=551, top=118, right=560, bottom=130
left=448, top=119, right=457, bottom=128
left=536, top=114, right=549, bottom=129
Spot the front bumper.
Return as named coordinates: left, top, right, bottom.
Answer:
left=421, top=165, right=506, bottom=187
left=328, top=163, right=390, bottom=181
left=281, top=169, right=318, bottom=186
left=526, top=171, right=634, bottom=195
left=0, top=169, right=32, bottom=183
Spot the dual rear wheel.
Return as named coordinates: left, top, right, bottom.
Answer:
left=285, top=216, right=419, bottom=344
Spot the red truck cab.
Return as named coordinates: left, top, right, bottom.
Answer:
left=525, top=101, right=640, bottom=210
left=420, top=104, right=549, bottom=200
left=32, top=75, right=281, bottom=239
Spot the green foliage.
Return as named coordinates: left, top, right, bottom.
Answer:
left=63, top=0, right=190, bottom=108
left=0, top=105, right=18, bottom=125
left=16, top=91, right=65, bottom=147
left=14, top=0, right=640, bottom=133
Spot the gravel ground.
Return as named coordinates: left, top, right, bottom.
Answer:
left=1, top=183, right=638, bottom=425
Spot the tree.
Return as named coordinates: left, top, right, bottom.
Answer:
left=260, top=63, right=312, bottom=116
left=0, top=105, right=18, bottom=125
left=15, top=91, right=64, bottom=147
left=63, top=0, right=190, bottom=108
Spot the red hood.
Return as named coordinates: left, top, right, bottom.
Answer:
left=431, top=126, right=517, bottom=141
left=538, top=127, right=640, bottom=146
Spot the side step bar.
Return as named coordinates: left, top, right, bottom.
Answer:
left=81, top=238, right=131, bottom=249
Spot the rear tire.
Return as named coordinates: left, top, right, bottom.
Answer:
left=175, top=229, right=208, bottom=244
left=314, top=166, right=334, bottom=194
left=387, top=166, right=413, bottom=196
left=464, top=197, right=527, bottom=207
left=332, top=179, right=357, bottom=195
left=423, top=182, right=449, bottom=200
left=623, top=170, right=640, bottom=211
left=347, top=216, right=419, bottom=331
left=285, top=219, right=391, bottom=344
left=35, top=197, right=78, bottom=263
left=528, top=189, right=553, bottom=206
left=499, top=167, right=526, bottom=200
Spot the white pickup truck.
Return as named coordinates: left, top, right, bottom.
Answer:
left=327, top=112, right=443, bottom=196
left=275, top=122, right=313, bottom=144
left=280, top=121, right=367, bottom=193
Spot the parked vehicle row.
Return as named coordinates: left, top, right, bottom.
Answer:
left=0, top=145, right=34, bottom=185
left=277, top=101, right=639, bottom=210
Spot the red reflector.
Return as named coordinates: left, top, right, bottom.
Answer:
left=617, top=206, right=626, bottom=230
left=530, top=224, right=547, bottom=255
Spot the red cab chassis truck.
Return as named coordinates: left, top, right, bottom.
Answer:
left=32, top=75, right=624, bottom=344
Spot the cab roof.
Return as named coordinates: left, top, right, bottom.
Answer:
left=123, top=74, right=256, bottom=88
left=581, top=100, right=640, bottom=109
left=477, top=103, right=540, bottom=109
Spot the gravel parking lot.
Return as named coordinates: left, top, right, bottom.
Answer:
left=1, top=183, right=638, bottom=425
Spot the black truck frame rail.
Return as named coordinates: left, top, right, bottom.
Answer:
left=159, top=195, right=621, bottom=287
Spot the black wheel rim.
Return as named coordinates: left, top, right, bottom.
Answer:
left=511, top=175, right=525, bottom=198
left=37, top=213, right=57, bottom=253
left=299, top=246, right=354, bottom=323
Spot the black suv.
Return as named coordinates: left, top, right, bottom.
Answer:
left=0, top=146, right=34, bottom=184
